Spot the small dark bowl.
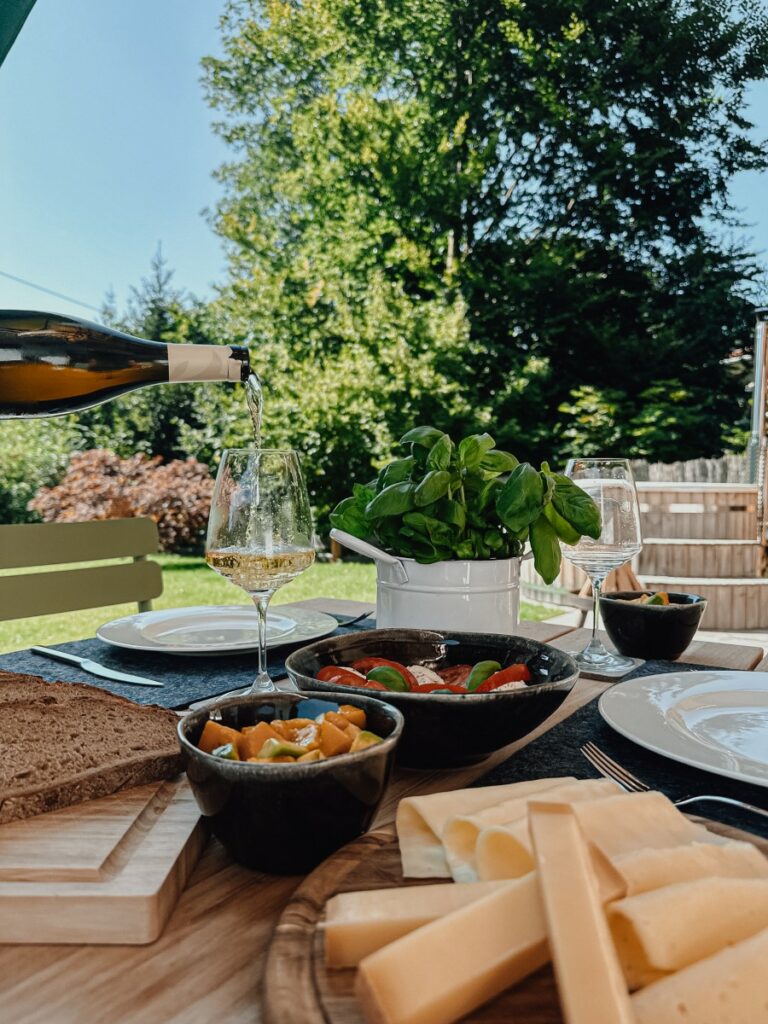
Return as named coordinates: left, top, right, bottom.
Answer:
left=178, top=691, right=403, bottom=873
left=285, top=628, right=579, bottom=769
left=600, top=590, right=707, bottom=661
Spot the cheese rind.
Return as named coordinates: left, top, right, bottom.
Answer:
left=396, top=778, right=573, bottom=878
left=324, top=880, right=505, bottom=966
left=631, top=926, right=768, bottom=1024
left=529, top=802, right=634, bottom=1024
left=609, top=877, right=768, bottom=989
left=355, top=874, right=548, bottom=1024
left=443, top=779, right=616, bottom=883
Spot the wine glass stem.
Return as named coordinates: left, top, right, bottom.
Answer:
left=251, top=591, right=276, bottom=693
left=584, top=575, right=609, bottom=658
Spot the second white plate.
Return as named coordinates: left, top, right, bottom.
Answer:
left=599, top=670, right=768, bottom=788
left=97, top=604, right=339, bottom=656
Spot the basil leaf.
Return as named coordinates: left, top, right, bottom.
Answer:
left=427, top=434, right=452, bottom=471
left=551, top=475, right=602, bottom=539
left=458, top=433, right=495, bottom=471
left=495, top=463, right=545, bottom=533
left=543, top=501, right=581, bottom=545
left=380, top=456, right=414, bottom=488
left=414, top=470, right=451, bottom=507
left=480, top=449, right=519, bottom=474
left=353, top=482, right=376, bottom=504
left=437, top=497, right=466, bottom=532
left=365, top=481, right=416, bottom=519
left=400, top=426, right=445, bottom=448
left=329, top=497, right=369, bottom=538
left=529, top=514, right=561, bottom=584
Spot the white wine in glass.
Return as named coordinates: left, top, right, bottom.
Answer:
left=560, top=458, right=642, bottom=676
left=206, top=449, right=315, bottom=692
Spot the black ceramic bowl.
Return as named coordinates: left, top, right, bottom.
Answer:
left=600, top=590, right=707, bottom=661
left=178, top=691, right=403, bottom=873
left=285, top=629, right=579, bottom=769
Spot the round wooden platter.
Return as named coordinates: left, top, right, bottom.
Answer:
left=262, top=817, right=767, bottom=1024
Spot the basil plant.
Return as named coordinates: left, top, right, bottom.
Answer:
left=330, top=427, right=601, bottom=584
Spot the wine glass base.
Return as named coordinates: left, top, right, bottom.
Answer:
left=573, top=650, right=643, bottom=680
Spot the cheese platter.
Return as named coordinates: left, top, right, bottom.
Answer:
left=262, top=781, right=768, bottom=1024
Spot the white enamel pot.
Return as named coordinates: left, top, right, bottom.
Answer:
left=330, top=529, right=532, bottom=634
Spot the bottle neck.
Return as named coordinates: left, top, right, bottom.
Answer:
left=166, top=343, right=250, bottom=383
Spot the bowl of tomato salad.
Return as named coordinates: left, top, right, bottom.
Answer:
left=285, top=629, right=578, bottom=768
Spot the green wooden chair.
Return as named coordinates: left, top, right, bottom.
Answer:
left=0, top=519, right=163, bottom=621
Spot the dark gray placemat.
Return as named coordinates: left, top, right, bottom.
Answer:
left=475, top=659, right=768, bottom=838
left=0, top=616, right=376, bottom=710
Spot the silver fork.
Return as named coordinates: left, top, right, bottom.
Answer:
left=581, top=741, right=768, bottom=820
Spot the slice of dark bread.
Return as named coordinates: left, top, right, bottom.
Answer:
left=0, top=671, right=183, bottom=824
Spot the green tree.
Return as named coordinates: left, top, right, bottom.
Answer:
left=203, top=0, right=768, bottom=522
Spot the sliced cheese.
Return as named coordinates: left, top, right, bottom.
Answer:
left=443, top=778, right=617, bottom=882
left=570, top=790, right=720, bottom=860
left=396, top=777, right=574, bottom=878
left=324, top=880, right=505, bottom=967
left=609, top=877, right=768, bottom=990
left=355, top=875, right=548, bottom=1024
left=529, top=801, right=634, bottom=1024
left=613, top=840, right=768, bottom=896
left=631, top=926, right=768, bottom=1024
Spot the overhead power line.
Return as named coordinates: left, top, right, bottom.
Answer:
left=0, top=269, right=102, bottom=314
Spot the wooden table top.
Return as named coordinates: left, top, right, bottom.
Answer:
left=2, top=602, right=764, bottom=1024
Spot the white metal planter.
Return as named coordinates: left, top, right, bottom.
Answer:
left=330, top=529, right=529, bottom=634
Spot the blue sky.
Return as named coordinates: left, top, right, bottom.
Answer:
left=0, top=0, right=766, bottom=323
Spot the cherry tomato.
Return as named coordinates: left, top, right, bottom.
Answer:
left=437, top=664, right=472, bottom=686
left=351, top=658, right=417, bottom=688
left=474, top=663, right=532, bottom=693
left=411, top=682, right=467, bottom=694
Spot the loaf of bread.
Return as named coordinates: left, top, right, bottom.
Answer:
left=0, top=671, right=183, bottom=824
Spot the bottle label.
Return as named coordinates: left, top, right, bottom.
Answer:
left=166, top=345, right=240, bottom=382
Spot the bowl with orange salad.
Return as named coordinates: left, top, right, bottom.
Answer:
left=178, top=691, right=403, bottom=873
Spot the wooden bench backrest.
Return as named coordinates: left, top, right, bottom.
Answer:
left=0, top=519, right=163, bottom=621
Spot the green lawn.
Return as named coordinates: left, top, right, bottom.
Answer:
left=0, top=555, right=554, bottom=654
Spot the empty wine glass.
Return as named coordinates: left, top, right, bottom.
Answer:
left=206, top=449, right=315, bottom=692
left=559, top=458, right=642, bottom=676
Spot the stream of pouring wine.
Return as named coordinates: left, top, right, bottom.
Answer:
left=246, top=372, right=263, bottom=448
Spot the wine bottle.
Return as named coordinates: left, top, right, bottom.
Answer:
left=0, top=310, right=250, bottom=418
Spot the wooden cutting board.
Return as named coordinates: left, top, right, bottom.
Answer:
left=262, top=818, right=768, bottom=1024
left=0, top=777, right=204, bottom=944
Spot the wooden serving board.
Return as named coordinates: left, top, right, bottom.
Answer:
left=262, top=819, right=768, bottom=1024
left=0, top=777, right=204, bottom=944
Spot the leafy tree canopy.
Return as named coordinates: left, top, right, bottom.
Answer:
left=202, top=0, right=768, bottom=520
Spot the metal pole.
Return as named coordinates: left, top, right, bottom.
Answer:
left=747, top=307, right=768, bottom=485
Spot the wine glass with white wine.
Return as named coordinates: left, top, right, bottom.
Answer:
left=559, top=458, right=642, bottom=676
left=206, top=449, right=315, bottom=692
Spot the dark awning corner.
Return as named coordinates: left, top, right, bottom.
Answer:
left=0, top=0, right=38, bottom=69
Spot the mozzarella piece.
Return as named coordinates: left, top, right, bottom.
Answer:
left=355, top=875, right=548, bottom=1024
left=324, top=880, right=505, bottom=966
left=613, top=840, right=768, bottom=896
left=529, top=801, right=634, bottom=1024
left=406, top=665, right=444, bottom=686
left=396, top=778, right=575, bottom=878
left=631, top=926, right=768, bottom=1024
left=444, top=778, right=617, bottom=882
left=610, top=877, right=768, bottom=989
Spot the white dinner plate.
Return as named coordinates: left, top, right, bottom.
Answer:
left=599, top=670, right=768, bottom=788
left=97, top=604, right=339, bottom=656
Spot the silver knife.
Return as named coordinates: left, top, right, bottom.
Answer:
left=31, top=646, right=164, bottom=688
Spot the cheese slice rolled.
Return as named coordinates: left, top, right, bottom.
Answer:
left=443, top=779, right=617, bottom=883
left=613, top=840, right=768, bottom=896
left=610, top=877, right=768, bottom=990
left=324, top=880, right=505, bottom=966
left=355, top=875, right=548, bottom=1024
left=396, top=777, right=573, bottom=878
left=529, top=801, right=634, bottom=1024
left=631, top=926, right=768, bottom=1024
